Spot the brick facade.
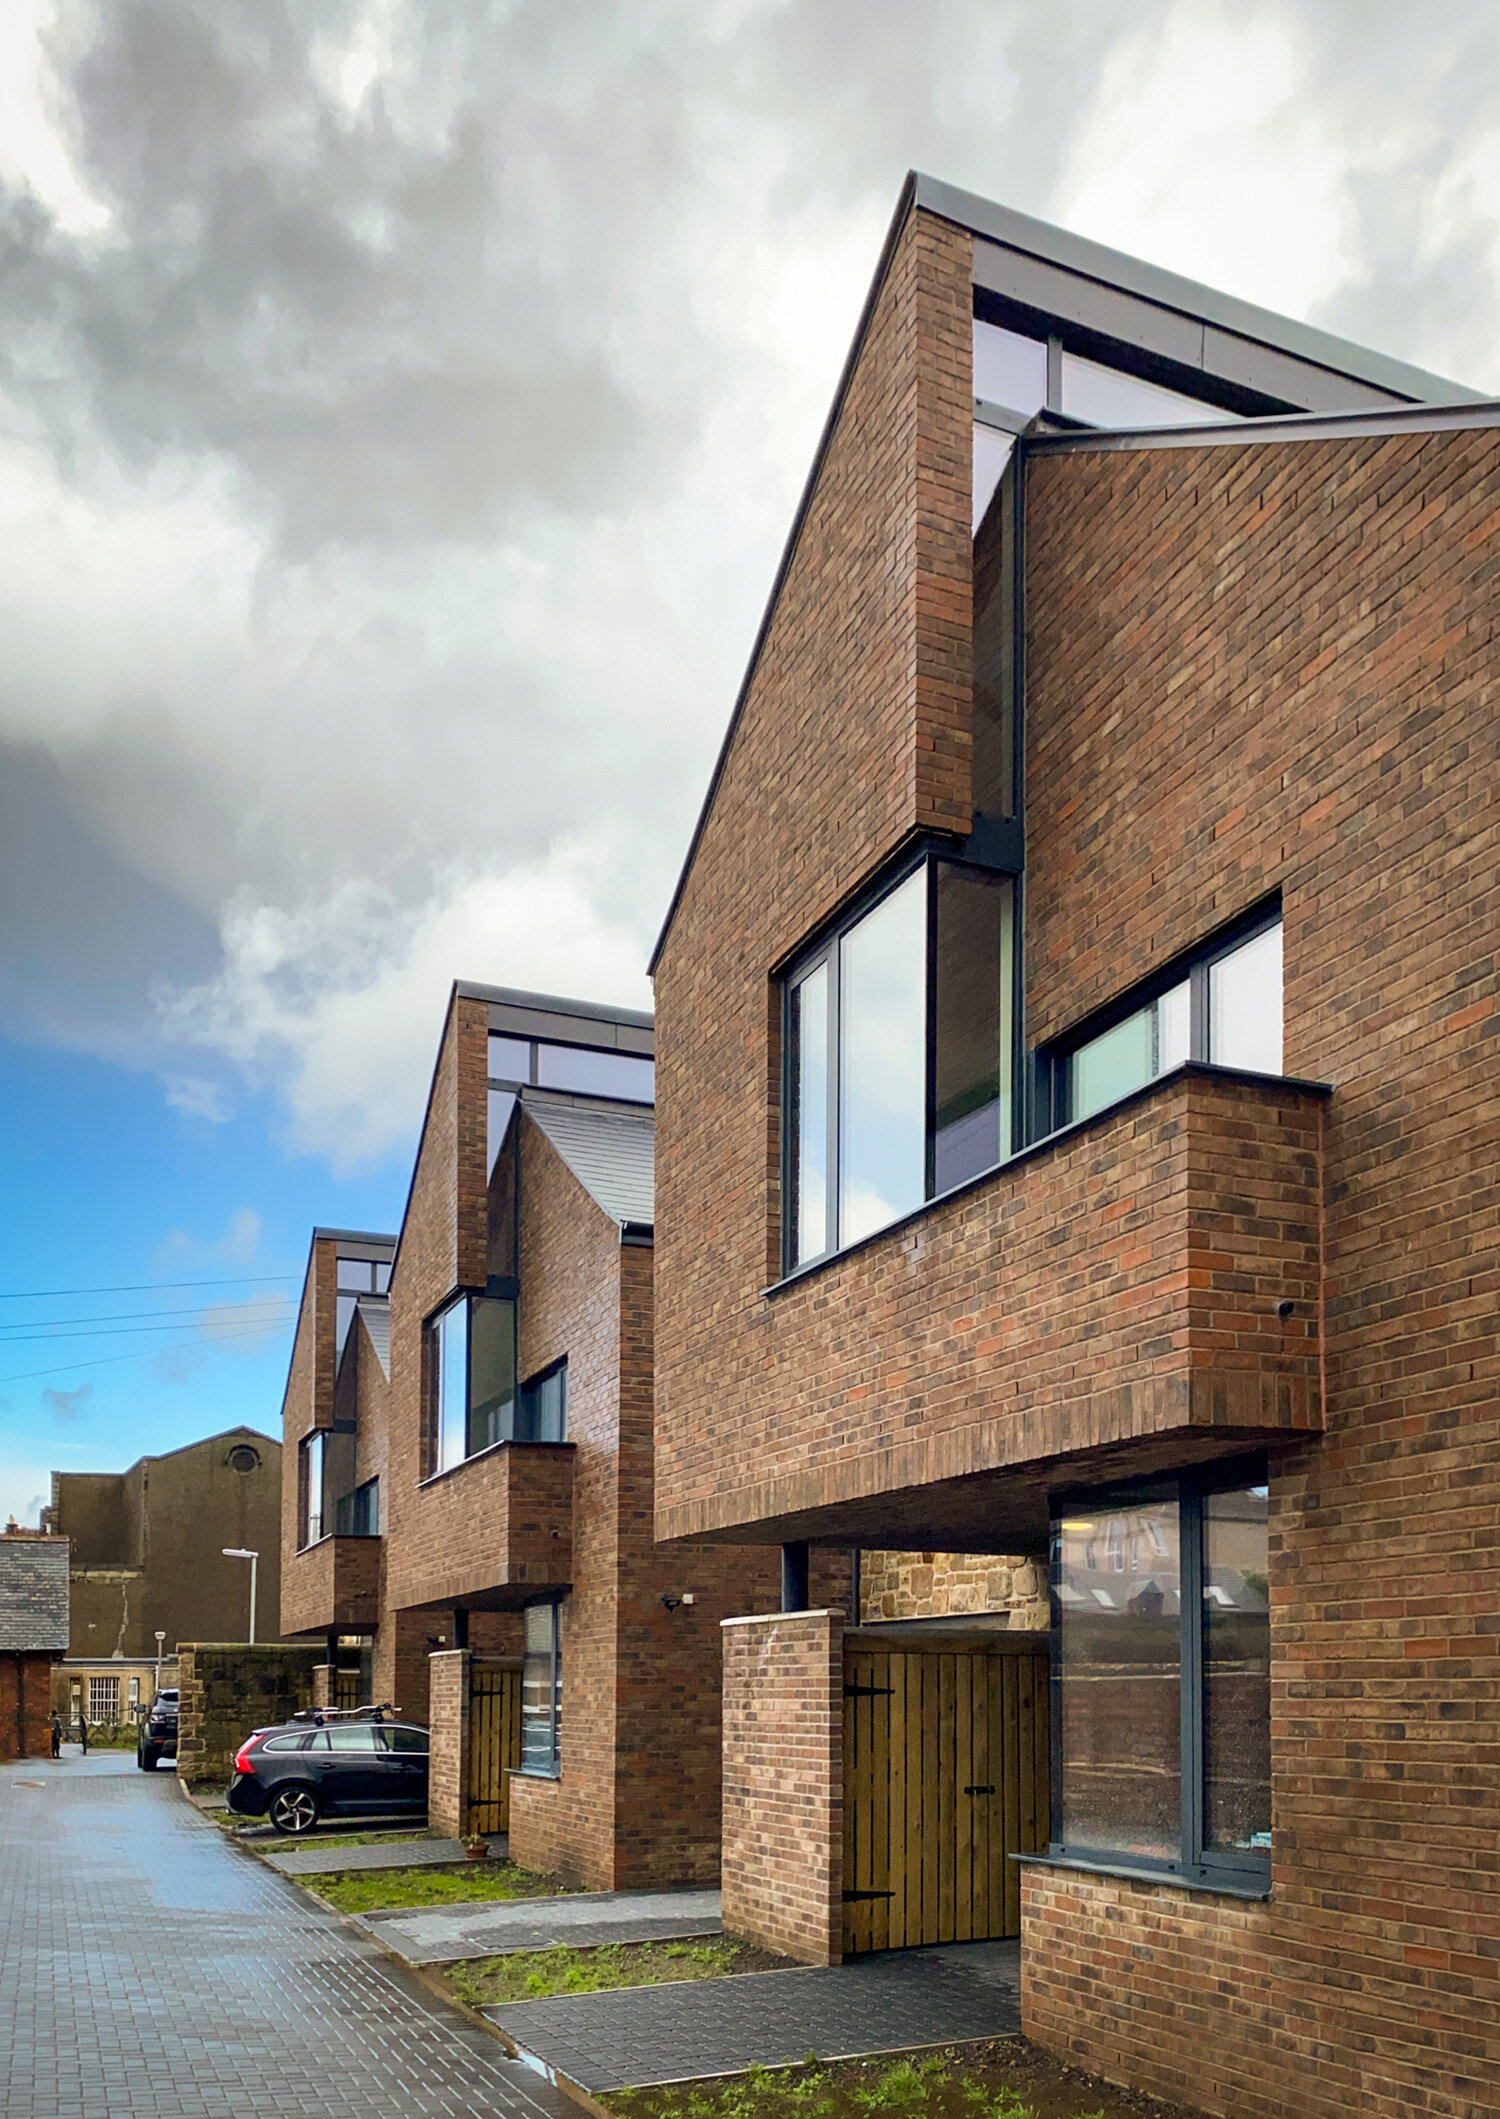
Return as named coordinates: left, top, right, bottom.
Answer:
left=0, top=1653, right=58, bottom=1761
left=651, top=192, right=1499, bottom=2117
left=720, top=1609, right=845, bottom=1965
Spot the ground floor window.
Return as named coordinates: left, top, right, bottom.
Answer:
left=520, top=1599, right=562, bottom=1775
left=87, top=1675, right=120, bottom=1725
left=1051, top=1459, right=1270, bottom=1888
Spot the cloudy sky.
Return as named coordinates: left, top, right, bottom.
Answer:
left=4, top=0, right=1500, bottom=1519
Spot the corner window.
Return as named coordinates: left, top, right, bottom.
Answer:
left=336, top=1254, right=391, bottom=1353
left=520, top=1599, right=562, bottom=1775
left=334, top=1476, right=379, bottom=1536
left=785, top=858, right=1016, bottom=1271
left=300, top=1431, right=326, bottom=1547
left=516, top=1360, right=567, bottom=1444
left=426, top=1294, right=518, bottom=1476
left=1059, top=352, right=1242, bottom=430
left=1051, top=1464, right=1270, bottom=1887
left=1061, top=914, right=1282, bottom=1126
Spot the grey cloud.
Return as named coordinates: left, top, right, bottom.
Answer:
left=42, top=1383, right=93, bottom=1422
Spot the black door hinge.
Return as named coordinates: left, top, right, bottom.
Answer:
left=842, top=1889, right=896, bottom=1901
left=964, top=1784, right=996, bottom=1795
left=843, top=1684, right=894, bottom=1698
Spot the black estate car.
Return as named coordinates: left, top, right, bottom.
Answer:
left=137, top=1688, right=178, bottom=1771
left=226, top=1709, right=429, bottom=1835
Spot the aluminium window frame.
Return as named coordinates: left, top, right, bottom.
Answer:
left=517, top=1356, right=568, bottom=1443
left=422, top=1285, right=524, bottom=1480
left=1044, top=899, right=1283, bottom=1133
left=1049, top=1452, right=1272, bottom=1894
left=780, top=847, right=1023, bottom=1278
left=299, top=1429, right=326, bottom=1550
left=516, top=1593, right=564, bottom=1779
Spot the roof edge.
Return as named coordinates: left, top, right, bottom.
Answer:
left=913, top=173, right=1484, bottom=407
left=1025, top=395, right=1500, bottom=455
left=454, top=979, right=653, bottom=1031
left=648, top=171, right=922, bottom=975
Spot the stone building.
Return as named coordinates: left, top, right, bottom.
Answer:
left=648, top=172, right=1497, bottom=2117
left=43, top=1427, right=283, bottom=1723
left=0, top=1533, right=69, bottom=1759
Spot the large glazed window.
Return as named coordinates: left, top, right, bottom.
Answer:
left=299, top=1431, right=326, bottom=1547
left=1051, top=1465, right=1271, bottom=1888
left=1061, top=913, right=1282, bottom=1126
left=520, top=1599, right=562, bottom=1775
left=336, top=1254, right=391, bottom=1353
left=784, top=859, right=1017, bottom=1271
left=425, top=1293, right=518, bottom=1476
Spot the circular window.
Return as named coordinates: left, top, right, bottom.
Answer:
left=227, top=1444, right=260, bottom=1475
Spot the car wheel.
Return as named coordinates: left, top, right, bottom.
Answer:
left=138, top=1745, right=158, bottom=1771
left=267, top=1784, right=321, bottom=1837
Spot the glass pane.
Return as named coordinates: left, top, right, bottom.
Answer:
left=1202, top=1486, right=1271, bottom=1854
left=518, top=1364, right=566, bottom=1443
left=1054, top=1498, right=1182, bottom=1863
left=838, top=870, right=927, bottom=1246
left=1209, top=924, right=1282, bottom=1074
left=521, top=1602, right=560, bottom=1773
left=326, top=1724, right=377, bottom=1750
left=535, top=1045, right=655, bottom=1101
left=373, top=1261, right=392, bottom=1294
left=789, top=961, right=829, bottom=1264
left=1158, top=980, right=1191, bottom=1071
left=436, top=1301, right=467, bottom=1473
left=390, top=1727, right=426, bottom=1753
left=487, top=1088, right=516, bottom=1179
left=337, top=1259, right=375, bottom=1291
left=1069, top=1005, right=1154, bottom=1123
left=972, top=424, right=1015, bottom=536
left=933, top=867, right=1014, bottom=1193
left=335, top=1291, right=357, bottom=1353
left=488, top=1034, right=532, bottom=1083
left=304, top=1433, right=324, bottom=1544
left=468, top=1297, right=517, bottom=1454
left=1060, top=352, right=1241, bottom=429
left=972, top=455, right=1016, bottom=815
left=972, top=320, right=1048, bottom=415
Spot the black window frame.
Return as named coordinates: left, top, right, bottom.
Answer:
left=1049, top=1453, right=1272, bottom=1894
left=518, top=1595, right=563, bottom=1779
left=298, top=1430, right=326, bottom=1549
left=780, top=847, right=1022, bottom=1279
left=422, top=1286, right=520, bottom=1480
left=1041, top=899, right=1283, bottom=1134
left=334, top=1476, right=380, bottom=1537
left=516, top=1358, right=568, bottom=1444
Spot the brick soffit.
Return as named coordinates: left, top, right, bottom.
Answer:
left=646, top=170, right=1484, bottom=976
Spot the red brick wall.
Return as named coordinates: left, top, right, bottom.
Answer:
left=0, top=1653, right=56, bottom=1761
left=278, top=1236, right=336, bottom=1634
left=1008, top=427, right=1500, bottom=2119
left=426, top=1648, right=467, bottom=1839
left=720, top=1609, right=845, bottom=1964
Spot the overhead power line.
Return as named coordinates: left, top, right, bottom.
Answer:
left=0, top=1299, right=292, bottom=1334
left=0, top=1273, right=299, bottom=1302
left=0, top=1323, right=289, bottom=1389
left=0, top=1309, right=292, bottom=1346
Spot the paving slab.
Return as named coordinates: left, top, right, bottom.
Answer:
left=264, top=1834, right=505, bottom=1875
left=486, top=1940, right=1023, bottom=2092
left=361, top=1885, right=722, bottom=1964
left=0, top=1749, right=572, bottom=2119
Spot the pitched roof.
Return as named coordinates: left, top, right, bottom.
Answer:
left=0, top=1538, right=69, bottom=1652
left=522, top=1091, right=654, bottom=1231
left=356, top=1296, right=391, bottom=1379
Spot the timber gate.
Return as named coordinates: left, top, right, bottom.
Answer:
left=333, top=1668, right=360, bottom=1712
left=842, top=1632, right=1050, bottom=1956
left=467, top=1657, right=523, bottom=1836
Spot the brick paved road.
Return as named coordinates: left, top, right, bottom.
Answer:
left=0, top=1752, right=574, bottom=2119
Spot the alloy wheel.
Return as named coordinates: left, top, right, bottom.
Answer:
left=268, top=1786, right=319, bottom=1836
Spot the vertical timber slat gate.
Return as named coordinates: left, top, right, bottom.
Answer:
left=843, top=1637, right=1050, bottom=1955
left=467, top=1657, right=523, bottom=1837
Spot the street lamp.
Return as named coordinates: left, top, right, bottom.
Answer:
left=222, top=1548, right=259, bottom=1645
left=154, top=1629, right=166, bottom=1692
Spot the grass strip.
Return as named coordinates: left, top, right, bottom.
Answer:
left=313, top=1859, right=572, bottom=1915
left=448, top=1937, right=777, bottom=2007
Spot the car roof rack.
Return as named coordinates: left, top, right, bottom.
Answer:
left=286, top=1702, right=401, bottom=1726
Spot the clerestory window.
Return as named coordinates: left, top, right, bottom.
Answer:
left=783, top=857, right=1017, bottom=1272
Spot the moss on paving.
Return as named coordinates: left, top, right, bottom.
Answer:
left=446, top=1937, right=786, bottom=2008
left=610, top=2044, right=1205, bottom=2119
left=312, top=1859, right=573, bottom=1915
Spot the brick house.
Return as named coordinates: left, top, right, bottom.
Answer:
left=649, top=174, right=1498, bottom=2116
left=281, top=982, right=785, bottom=1887
left=0, top=1533, right=69, bottom=1759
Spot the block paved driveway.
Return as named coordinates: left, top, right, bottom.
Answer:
left=0, top=1751, right=573, bottom=2119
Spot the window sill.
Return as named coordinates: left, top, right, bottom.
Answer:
left=295, top=1532, right=381, bottom=1552
left=417, top=1437, right=575, bottom=1490
left=766, top=1059, right=1332, bottom=1299
left=1015, top=1850, right=1271, bottom=1901
left=509, top=1765, right=561, bottom=1783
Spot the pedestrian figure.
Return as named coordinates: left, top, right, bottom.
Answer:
left=76, top=1709, right=88, bottom=1756
left=49, top=1712, right=61, bottom=1759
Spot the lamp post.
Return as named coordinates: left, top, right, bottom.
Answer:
left=154, top=1629, right=166, bottom=1694
left=222, top=1548, right=259, bottom=1645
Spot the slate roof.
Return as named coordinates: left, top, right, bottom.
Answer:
left=356, top=1296, right=391, bottom=1379
left=0, top=1538, right=70, bottom=1652
left=522, top=1091, right=654, bottom=1230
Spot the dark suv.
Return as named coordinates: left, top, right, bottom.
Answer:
left=226, top=1708, right=429, bottom=1836
left=137, top=1689, right=178, bottom=1772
